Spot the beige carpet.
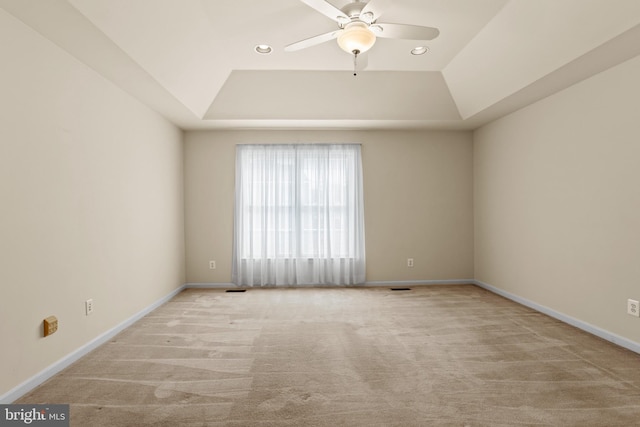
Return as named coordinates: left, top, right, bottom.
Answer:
left=17, top=285, right=640, bottom=426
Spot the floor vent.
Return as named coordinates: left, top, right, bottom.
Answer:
left=225, top=289, right=247, bottom=293
left=390, top=288, right=412, bottom=291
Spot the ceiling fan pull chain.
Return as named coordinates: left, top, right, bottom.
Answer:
left=353, top=49, right=360, bottom=76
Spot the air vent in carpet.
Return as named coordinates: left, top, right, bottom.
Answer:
left=390, top=288, right=411, bottom=291
left=225, top=289, right=246, bottom=293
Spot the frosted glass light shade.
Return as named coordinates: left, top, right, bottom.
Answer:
left=337, top=22, right=376, bottom=54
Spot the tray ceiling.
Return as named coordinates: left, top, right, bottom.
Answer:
left=2, top=0, right=640, bottom=130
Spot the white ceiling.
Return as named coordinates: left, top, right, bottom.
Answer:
left=2, top=0, right=640, bottom=131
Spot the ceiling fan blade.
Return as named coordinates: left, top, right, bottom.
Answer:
left=300, top=0, right=349, bottom=23
left=374, top=22, right=440, bottom=40
left=360, top=0, right=389, bottom=22
left=285, top=30, right=341, bottom=52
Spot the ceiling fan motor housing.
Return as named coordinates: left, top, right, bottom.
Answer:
left=342, top=1, right=366, bottom=19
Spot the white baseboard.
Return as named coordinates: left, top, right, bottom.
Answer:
left=0, top=284, right=186, bottom=404
left=473, top=280, right=640, bottom=355
left=365, top=279, right=475, bottom=287
left=184, top=282, right=236, bottom=288
left=185, top=280, right=475, bottom=289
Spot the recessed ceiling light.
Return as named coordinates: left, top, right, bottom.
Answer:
left=411, top=46, right=429, bottom=55
left=254, top=44, right=272, bottom=54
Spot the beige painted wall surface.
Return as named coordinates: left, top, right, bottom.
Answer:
left=0, top=10, right=185, bottom=398
left=474, top=53, right=640, bottom=344
left=185, top=130, right=473, bottom=284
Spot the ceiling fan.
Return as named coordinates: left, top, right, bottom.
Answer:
left=285, top=0, right=440, bottom=64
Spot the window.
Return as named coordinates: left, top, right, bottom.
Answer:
left=233, top=144, right=366, bottom=286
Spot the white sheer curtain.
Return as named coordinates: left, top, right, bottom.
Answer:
left=233, top=144, right=366, bottom=286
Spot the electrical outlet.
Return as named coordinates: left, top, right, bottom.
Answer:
left=628, top=299, right=639, bottom=317
left=209, top=260, right=216, bottom=269
left=85, top=299, right=94, bottom=316
left=407, top=258, right=414, bottom=268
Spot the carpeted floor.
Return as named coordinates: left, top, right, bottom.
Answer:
left=17, top=285, right=640, bottom=426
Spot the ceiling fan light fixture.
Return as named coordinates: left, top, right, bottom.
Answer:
left=337, top=21, right=376, bottom=54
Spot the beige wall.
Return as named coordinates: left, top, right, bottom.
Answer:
left=10, top=0, right=640, bottom=401
left=474, top=53, right=640, bottom=344
left=184, top=130, right=474, bottom=284
left=0, top=10, right=185, bottom=398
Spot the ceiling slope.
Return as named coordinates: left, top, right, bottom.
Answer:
left=205, top=70, right=460, bottom=122
left=0, top=0, right=197, bottom=128
left=444, top=0, right=640, bottom=119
